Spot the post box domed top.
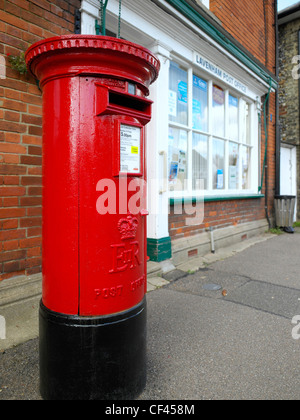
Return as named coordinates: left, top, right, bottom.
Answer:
left=25, top=35, right=160, bottom=94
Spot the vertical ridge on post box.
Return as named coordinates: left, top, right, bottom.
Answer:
left=42, top=77, right=81, bottom=316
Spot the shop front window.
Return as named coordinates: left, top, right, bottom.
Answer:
left=169, top=62, right=188, bottom=126
left=212, top=85, right=225, bottom=138
left=193, top=76, right=208, bottom=132
left=168, top=60, right=255, bottom=197
left=213, top=138, right=225, bottom=190
left=229, top=94, right=239, bottom=142
left=242, top=146, right=251, bottom=190
left=168, top=127, right=188, bottom=192
left=229, top=142, right=239, bottom=190
left=192, top=133, right=208, bottom=190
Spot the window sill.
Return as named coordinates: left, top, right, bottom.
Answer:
left=170, top=193, right=264, bottom=205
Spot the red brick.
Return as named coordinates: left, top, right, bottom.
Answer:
left=20, top=196, right=42, bottom=207
left=28, top=126, right=42, bottom=136
left=0, top=186, right=25, bottom=196
left=2, top=219, right=18, bottom=230
left=28, top=166, right=42, bottom=175
left=5, top=133, right=21, bottom=144
left=7, top=0, right=30, bottom=11
left=0, top=143, right=27, bottom=154
left=28, top=146, right=42, bottom=155
left=27, top=227, right=42, bottom=237
left=3, top=240, right=19, bottom=251
left=27, top=246, right=41, bottom=258
left=28, top=186, right=42, bottom=196
left=19, top=237, right=42, bottom=249
left=0, top=164, right=26, bottom=175
left=3, top=260, right=22, bottom=273
left=3, top=154, right=19, bottom=164
left=26, top=207, right=42, bottom=217
left=20, top=217, right=42, bottom=228
left=0, top=249, right=26, bottom=263
left=21, top=176, right=42, bottom=186
left=20, top=155, right=42, bottom=166
left=0, top=207, right=25, bottom=218
left=22, top=135, right=42, bottom=146
left=23, top=256, right=42, bottom=269
left=2, top=197, right=19, bottom=207
left=22, top=114, right=42, bottom=125
left=0, top=120, right=27, bottom=133
left=28, top=105, right=43, bottom=116
left=4, top=175, right=19, bottom=185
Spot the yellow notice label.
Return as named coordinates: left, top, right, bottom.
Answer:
left=131, top=146, right=139, bottom=155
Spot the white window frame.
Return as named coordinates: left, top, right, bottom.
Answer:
left=168, top=57, right=259, bottom=200
left=200, top=0, right=210, bottom=9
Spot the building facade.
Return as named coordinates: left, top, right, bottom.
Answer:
left=278, top=3, right=300, bottom=219
left=0, top=0, right=277, bottom=283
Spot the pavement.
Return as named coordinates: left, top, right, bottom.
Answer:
left=1, top=230, right=300, bottom=400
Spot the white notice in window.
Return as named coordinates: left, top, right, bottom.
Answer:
left=120, top=124, right=141, bottom=174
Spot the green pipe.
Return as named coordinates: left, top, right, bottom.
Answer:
left=102, top=0, right=109, bottom=36
left=259, top=78, right=272, bottom=193
left=95, top=0, right=109, bottom=35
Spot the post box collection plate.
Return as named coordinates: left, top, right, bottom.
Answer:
left=120, top=124, right=141, bottom=174
left=25, top=35, right=160, bottom=400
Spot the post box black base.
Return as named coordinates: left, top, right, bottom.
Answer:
left=39, top=298, right=147, bottom=400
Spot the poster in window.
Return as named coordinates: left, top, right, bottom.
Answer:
left=193, top=76, right=208, bottom=131
left=178, top=81, right=188, bottom=103
left=213, top=85, right=225, bottom=105
left=217, top=169, right=224, bottom=189
left=229, top=165, right=238, bottom=189
left=169, top=162, right=179, bottom=184
left=192, top=99, right=201, bottom=129
left=168, top=90, right=177, bottom=117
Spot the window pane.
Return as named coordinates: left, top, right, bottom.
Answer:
left=241, top=101, right=251, bottom=145
left=169, top=62, right=188, bottom=126
left=229, top=142, right=239, bottom=190
left=168, top=127, right=188, bottom=191
left=193, top=75, right=208, bottom=132
left=242, top=146, right=251, bottom=189
left=192, top=133, right=208, bottom=190
left=212, top=85, right=225, bottom=137
left=229, top=95, right=238, bottom=141
left=213, top=138, right=225, bottom=190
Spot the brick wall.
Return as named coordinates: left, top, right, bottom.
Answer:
left=210, top=0, right=277, bottom=215
left=278, top=18, right=300, bottom=218
left=210, top=0, right=276, bottom=74
left=0, top=0, right=80, bottom=281
left=170, top=199, right=266, bottom=239
left=211, top=0, right=277, bottom=217
left=279, top=18, right=300, bottom=145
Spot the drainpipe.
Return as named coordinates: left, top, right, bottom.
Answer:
left=264, top=84, right=272, bottom=230
left=275, top=0, right=280, bottom=197
left=259, top=80, right=272, bottom=229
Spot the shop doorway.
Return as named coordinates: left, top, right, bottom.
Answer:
left=280, top=145, right=297, bottom=221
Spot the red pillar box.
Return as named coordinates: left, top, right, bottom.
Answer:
left=25, top=35, right=160, bottom=401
